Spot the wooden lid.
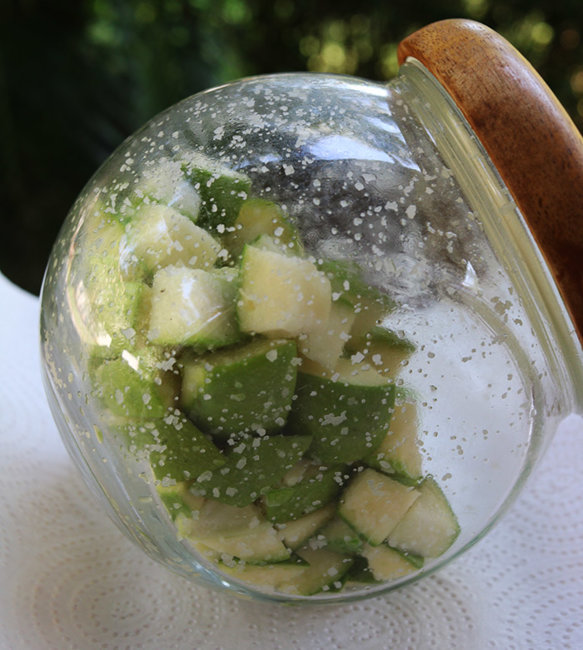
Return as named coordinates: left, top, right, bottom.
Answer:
left=398, top=19, right=583, bottom=344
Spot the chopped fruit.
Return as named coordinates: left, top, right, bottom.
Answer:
left=80, top=156, right=458, bottom=596
left=338, top=468, right=420, bottom=546
left=237, top=244, right=331, bottom=337
left=287, top=359, right=396, bottom=464
left=180, top=338, right=298, bottom=439
left=148, top=265, right=241, bottom=349
left=126, top=203, right=221, bottom=273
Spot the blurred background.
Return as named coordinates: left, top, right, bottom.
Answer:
left=2, top=0, right=583, bottom=295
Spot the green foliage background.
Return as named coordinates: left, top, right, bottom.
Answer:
left=2, top=0, right=583, bottom=294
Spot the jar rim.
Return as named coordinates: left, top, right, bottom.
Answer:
left=394, top=57, right=583, bottom=414
left=398, top=19, right=583, bottom=350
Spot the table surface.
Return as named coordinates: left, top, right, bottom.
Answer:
left=1, top=272, right=582, bottom=650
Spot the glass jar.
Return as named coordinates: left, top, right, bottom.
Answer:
left=40, top=20, right=583, bottom=603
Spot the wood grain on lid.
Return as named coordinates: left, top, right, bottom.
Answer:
left=398, top=19, right=583, bottom=344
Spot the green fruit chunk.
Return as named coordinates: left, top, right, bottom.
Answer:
left=182, top=153, right=251, bottom=231
left=237, top=244, right=331, bottom=338
left=364, top=400, right=423, bottom=485
left=319, top=516, right=363, bottom=555
left=263, top=463, right=348, bottom=523
left=126, top=203, right=221, bottom=274
left=178, top=500, right=290, bottom=564
left=346, top=326, right=416, bottom=378
left=318, top=259, right=395, bottom=333
left=298, top=299, right=356, bottom=370
left=82, top=279, right=149, bottom=360
left=192, top=434, right=312, bottom=506
left=275, top=503, right=337, bottom=551
left=361, top=544, right=423, bottom=581
left=131, top=157, right=201, bottom=219
left=181, top=338, right=298, bottom=439
left=338, top=468, right=420, bottom=546
left=219, top=559, right=309, bottom=591
left=388, top=477, right=460, bottom=558
left=81, top=213, right=133, bottom=273
left=144, top=415, right=226, bottom=483
left=343, top=556, right=379, bottom=584
left=199, top=522, right=290, bottom=564
left=71, top=218, right=150, bottom=359
left=148, top=265, right=241, bottom=349
left=156, top=482, right=206, bottom=520
left=224, top=198, right=303, bottom=257
left=120, top=413, right=225, bottom=484
left=287, top=358, right=396, bottom=464
left=92, top=352, right=176, bottom=420
left=292, top=546, right=355, bottom=595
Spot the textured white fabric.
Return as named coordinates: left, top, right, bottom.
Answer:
left=1, top=272, right=582, bottom=650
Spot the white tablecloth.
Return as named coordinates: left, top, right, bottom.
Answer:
left=1, top=272, right=582, bottom=649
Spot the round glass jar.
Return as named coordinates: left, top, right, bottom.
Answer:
left=40, top=22, right=583, bottom=603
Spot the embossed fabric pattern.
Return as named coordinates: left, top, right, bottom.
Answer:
left=0, top=274, right=582, bottom=649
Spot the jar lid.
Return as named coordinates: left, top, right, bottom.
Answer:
left=398, top=19, right=583, bottom=345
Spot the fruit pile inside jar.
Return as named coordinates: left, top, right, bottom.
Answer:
left=80, top=152, right=459, bottom=596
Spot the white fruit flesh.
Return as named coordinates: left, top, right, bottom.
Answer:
left=237, top=245, right=331, bottom=337
left=276, top=503, right=336, bottom=550
left=339, top=468, right=420, bottom=546
left=361, top=544, right=419, bottom=581
left=148, top=265, right=238, bottom=346
left=197, top=522, right=290, bottom=563
left=367, top=401, right=423, bottom=482
left=219, top=561, right=308, bottom=590
left=299, top=300, right=356, bottom=370
left=135, top=157, right=201, bottom=219
left=127, top=203, right=221, bottom=271
left=389, top=477, right=460, bottom=558
left=177, top=500, right=290, bottom=564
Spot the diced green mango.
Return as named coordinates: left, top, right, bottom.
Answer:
left=143, top=415, right=226, bottom=483
left=219, top=558, right=309, bottom=591
left=318, top=259, right=395, bottom=333
left=338, top=468, right=420, bottom=546
left=197, top=522, right=291, bottom=564
left=182, top=153, right=251, bottom=231
left=319, top=516, right=363, bottom=555
left=181, top=338, right=298, bottom=440
left=148, top=265, right=242, bottom=349
left=120, top=412, right=225, bottom=483
left=71, top=217, right=151, bottom=358
left=275, top=503, right=337, bottom=551
left=237, top=244, right=331, bottom=338
left=287, top=358, right=396, bottom=464
left=178, top=500, right=290, bottom=564
left=292, top=546, right=355, bottom=595
left=343, top=556, right=379, bottom=584
left=224, top=198, right=303, bottom=257
left=192, top=434, right=312, bottom=506
left=298, top=299, right=356, bottom=370
left=180, top=499, right=261, bottom=536
left=388, top=476, right=460, bottom=558
left=92, top=352, right=177, bottom=420
left=245, top=233, right=287, bottom=254
left=263, top=463, right=348, bottom=523
left=125, top=203, right=221, bottom=274
left=131, top=157, right=201, bottom=219
left=81, top=215, right=132, bottom=273
left=156, top=482, right=206, bottom=520
left=346, top=326, right=415, bottom=378
left=361, top=543, right=423, bottom=581
left=364, top=401, right=423, bottom=485
left=79, top=278, right=149, bottom=361
left=279, top=457, right=313, bottom=487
